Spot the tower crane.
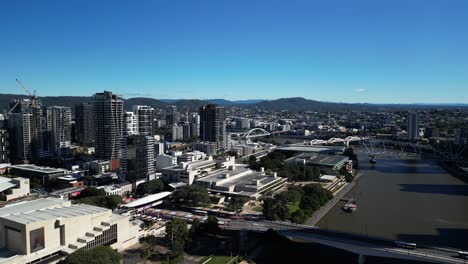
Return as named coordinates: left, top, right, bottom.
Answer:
left=15, top=78, right=39, bottom=108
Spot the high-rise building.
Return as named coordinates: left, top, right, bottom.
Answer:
left=182, top=122, right=191, bottom=140
left=45, top=106, right=72, bottom=156
left=454, top=128, right=468, bottom=145
left=124, top=111, right=138, bottom=135
left=199, top=104, right=226, bottom=150
left=7, top=99, right=48, bottom=161
left=8, top=113, right=33, bottom=161
left=120, top=135, right=155, bottom=184
left=407, top=111, right=420, bottom=141
left=0, top=118, right=9, bottom=163
left=165, top=105, right=180, bottom=126
left=133, top=105, right=154, bottom=136
left=154, top=141, right=165, bottom=156
left=93, top=91, right=124, bottom=161
left=171, top=125, right=183, bottom=141
left=190, top=123, right=200, bottom=139
left=75, top=103, right=94, bottom=146
left=236, top=118, right=250, bottom=130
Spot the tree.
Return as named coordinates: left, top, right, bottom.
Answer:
left=77, top=187, right=106, bottom=199
left=165, top=219, right=190, bottom=257
left=248, top=155, right=257, bottom=167
left=291, top=209, right=307, bottom=224
left=343, top=147, right=360, bottom=170
left=262, top=198, right=289, bottom=221
left=226, top=197, right=248, bottom=212
left=172, top=185, right=210, bottom=206
left=340, top=167, right=354, bottom=182
left=75, top=195, right=122, bottom=210
left=189, top=218, right=202, bottom=239
left=136, top=179, right=165, bottom=196
left=62, top=246, right=121, bottom=264
left=203, top=215, right=219, bottom=235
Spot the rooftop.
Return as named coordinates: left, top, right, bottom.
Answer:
left=0, top=177, right=18, bottom=193
left=0, top=198, right=68, bottom=217
left=1, top=203, right=109, bottom=225
left=8, top=164, right=66, bottom=174
left=124, top=191, right=172, bottom=208
left=297, top=153, right=349, bottom=167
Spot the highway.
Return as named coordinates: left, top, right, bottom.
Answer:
left=222, top=220, right=467, bottom=264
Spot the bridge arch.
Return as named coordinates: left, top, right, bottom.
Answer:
left=242, top=128, right=271, bottom=139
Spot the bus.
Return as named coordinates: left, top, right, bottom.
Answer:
left=193, top=209, right=208, bottom=216
left=394, top=241, right=417, bottom=250
left=458, top=251, right=468, bottom=259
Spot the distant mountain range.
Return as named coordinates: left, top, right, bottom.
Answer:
left=1, top=93, right=467, bottom=114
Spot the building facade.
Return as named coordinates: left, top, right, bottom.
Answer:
left=75, top=103, right=94, bottom=146
left=199, top=104, right=226, bottom=151
left=120, top=135, right=155, bottom=184
left=45, top=106, right=72, bottom=156
left=93, top=91, right=124, bottom=162
left=0, top=128, right=9, bottom=164
left=407, top=111, right=420, bottom=141
left=133, top=105, right=155, bottom=136
left=124, top=111, right=138, bottom=136
left=0, top=198, right=138, bottom=264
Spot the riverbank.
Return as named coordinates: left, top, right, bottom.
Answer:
left=316, top=149, right=468, bottom=249
left=305, top=172, right=362, bottom=226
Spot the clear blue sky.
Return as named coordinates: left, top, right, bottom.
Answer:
left=1, top=0, right=467, bottom=103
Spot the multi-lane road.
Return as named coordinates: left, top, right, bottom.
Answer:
left=222, top=220, right=467, bottom=264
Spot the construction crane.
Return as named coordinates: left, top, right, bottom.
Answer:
left=15, top=78, right=39, bottom=108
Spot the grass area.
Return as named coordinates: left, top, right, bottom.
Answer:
left=288, top=201, right=300, bottom=214
left=252, top=206, right=263, bottom=212
left=200, top=255, right=239, bottom=264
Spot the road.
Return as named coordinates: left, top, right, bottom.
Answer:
left=222, top=220, right=467, bottom=264
left=305, top=172, right=362, bottom=225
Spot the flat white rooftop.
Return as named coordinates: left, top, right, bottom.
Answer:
left=0, top=198, right=68, bottom=217
left=1, top=203, right=109, bottom=225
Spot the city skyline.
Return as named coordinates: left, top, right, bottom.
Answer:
left=1, top=0, right=468, bottom=103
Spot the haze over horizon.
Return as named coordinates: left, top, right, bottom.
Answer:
left=1, top=0, right=467, bottom=103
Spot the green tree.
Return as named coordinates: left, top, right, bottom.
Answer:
left=172, top=185, right=210, bottom=206
left=343, top=147, right=360, bottom=170
left=291, top=209, right=307, bottom=224
left=203, top=215, right=219, bottom=235
left=62, top=246, right=121, bottom=264
left=78, top=187, right=106, bottom=199
left=226, top=197, right=248, bottom=212
left=136, top=179, right=165, bottom=196
left=165, top=219, right=190, bottom=257
left=75, top=195, right=122, bottom=210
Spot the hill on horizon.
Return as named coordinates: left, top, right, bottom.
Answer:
left=1, top=93, right=467, bottom=115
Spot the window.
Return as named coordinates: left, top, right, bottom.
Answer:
left=30, top=228, right=45, bottom=253
left=84, top=224, right=117, bottom=250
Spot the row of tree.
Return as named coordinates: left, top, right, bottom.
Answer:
left=164, top=216, right=219, bottom=261
left=248, top=151, right=322, bottom=182
left=72, top=187, right=122, bottom=210
left=262, top=184, right=333, bottom=224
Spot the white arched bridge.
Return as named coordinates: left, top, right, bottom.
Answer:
left=307, top=136, right=362, bottom=147
left=229, top=128, right=272, bottom=140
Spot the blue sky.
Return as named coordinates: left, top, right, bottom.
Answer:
left=1, top=0, right=467, bottom=103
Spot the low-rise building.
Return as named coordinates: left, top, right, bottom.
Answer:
left=176, top=151, right=207, bottom=163
left=8, top=164, right=67, bottom=182
left=287, top=153, right=352, bottom=173
left=0, top=198, right=139, bottom=263
left=0, top=177, right=30, bottom=201
left=155, top=154, right=178, bottom=171
left=194, top=165, right=286, bottom=199
left=162, top=156, right=235, bottom=185
left=99, top=182, right=133, bottom=196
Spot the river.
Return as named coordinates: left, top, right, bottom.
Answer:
left=316, top=147, right=468, bottom=250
